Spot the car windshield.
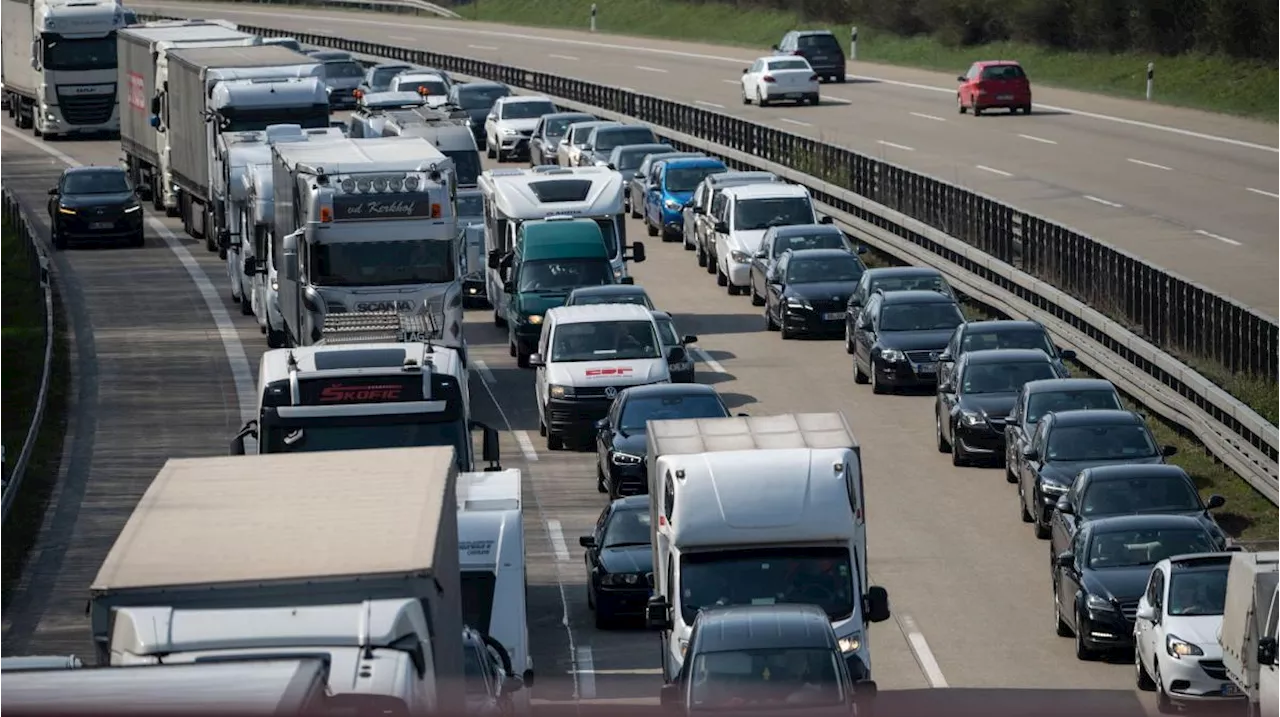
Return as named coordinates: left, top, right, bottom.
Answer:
left=1026, top=390, right=1122, bottom=424
left=680, top=546, right=855, bottom=626
left=455, top=85, right=509, bottom=110
left=1087, top=528, right=1217, bottom=570
left=602, top=507, right=651, bottom=548
left=457, top=193, right=483, bottom=219
left=368, top=66, right=409, bottom=90
left=878, top=302, right=964, bottom=332
left=1080, top=476, right=1202, bottom=517
left=517, top=258, right=612, bottom=293
left=63, top=171, right=129, bottom=195
left=617, top=146, right=671, bottom=173
left=324, top=61, right=364, bottom=79
left=666, top=166, right=724, bottom=193
left=961, top=361, right=1058, bottom=394
left=1167, top=570, right=1230, bottom=617
left=689, top=648, right=845, bottom=711
left=571, top=292, right=653, bottom=308
left=620, top=393, right=728, bottom=432
left=311, top=239, right=453, bottom=286
left=767, top=59, right=811, bottom=71
left=870, top=274, right=950, bottom=295
left=547, top=115, right=594, bottom=137
left=550, top=320, right=661, bottom=362
left=502, top=101, right=556, bottom=119
left=595, top=128, right=657, bottom=152
left=961, top=328, right=1055, bottom=356
left=654, top=317, right=679, bottom=347
left=1047, top=424, right=1158, bottom=461
left=785, top=256, right=863, bottom=284
left=570, top=125, right=604, bottom=144
left=733, top=197, right=813, bottom=231
left=772, top=232, right=846, bottom=258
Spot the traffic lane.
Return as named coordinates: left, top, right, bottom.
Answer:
left=614, top=203, right=1142, bottom=693
left=0, top=133, right=250, bottom=658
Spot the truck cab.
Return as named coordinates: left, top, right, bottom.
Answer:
left=381, top=111, right=482, bottom=188
left=347, top=91, right=426, bottom=138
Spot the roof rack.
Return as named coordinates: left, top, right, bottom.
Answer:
left=319, top=311, right=439, bottom=347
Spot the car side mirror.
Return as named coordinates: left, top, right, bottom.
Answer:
left=1055, top=551, right=1074, bottom=568
left=937, top=351, right=952, bottom=362
left=242, top=256, right=257, bottom=274
left=619, top=276, right=636, bottom=285
left=628, top=241, right=646, bottom=263
left=486, top=114, right=496, bottom=122
left=280, top=230, right=301, bottom=282
left=693, top=206, right=705, bottom=215
left=864, top=585, right=890, bottom=623
left=1057, top=347, right=1077, bottom=360
left=938, top=381, right=954, bottom=394
left=579, top=535, right=596, bottom=548
left=957, top=75, right=967, bottom=82
left=487, top=251, right=501, bottom=270
left=742, top=68, right=749, bottom=74
left=771, top=44, right=780, bottom=51
left=1206, top=494, right=1226, bottom=510
left=856, top=245, right=867, bottom=254
left=714, top=221, right=729, bottom=234
left=1022, top=446, right=1039, bottom=461
left=528, top=353, right=545, bottom=367
left=667, top=346, right=687, bottom=364
left=633, top=171, right=644, bottom=180
left=819, top=215, right=834, bottom=224
left=48, top=187, right=58, bottom=195
left=1056, top=497, right=1072, bottom=514
left=1136, top=602, right=1156, bottom=623
left=682, top=334, right=697, bottom=345
left=229, top=420, right=258, bottom=456
left=595, top=418, right=609, bottom=431
left=659, top=683, right=681, bottom=709
left=606, top=163, right=616, bottom=170
left=646, top=596, right=672, bottom=631
left=754, top=250, right=767, bottom=259
left=1161, top=445, right=1178, bottom=457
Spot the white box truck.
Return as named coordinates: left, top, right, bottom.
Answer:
left=643, top=412, right=890, bottom=685
left=88, top=446, right=466, bottom=716
left=1220, top=550, right=1279, bottom=717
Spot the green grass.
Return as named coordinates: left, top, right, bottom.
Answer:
left=1, top=219, right=70, bottom=609
left=452, top=0, right=1277, bottom=120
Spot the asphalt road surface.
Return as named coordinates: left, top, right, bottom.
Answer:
left=136, top=0, right=1280, bottom=320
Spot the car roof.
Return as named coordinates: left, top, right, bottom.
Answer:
left=616, top=143, right=672, bottom=154
left=611, top=494, right=651, bottom=510
left=1085, top=513, right=1209, bottom=534
left=693, top=604, right=837, bottom=653
left=620, top=382, right=721, bottom=401
left=722, top=183, right=809, bottom=200
left=759, top=54, right=811, bottom=63
left=783, top=248, right=857, bottom=261
left=548, top=303, right=655, bottom=324
left=499, top=95, right=553, bottom=105
left=650, top=310, right=674, bottom=321
left=1046, top=409, right=1141, bottom=426
left=975, top=60, right=1024, bottom=67
left=866, top=266, right=944, bottom=279
left=963, top=320, right=1043, bottom=334
left=769, top=223, right=842, bottom=237
left=459, top=80, right=505, bottom=90
left=961, top=348, right=1053, bottom=364
left=794, top=30, right=837, bottom=37
left=371, top=62, right=412, bottom=70
left=1023, top=378, right=1116, bottom=394
left=543, top=111, right=595, bottom=121
left=1165, top=553, right=1235, bottom=572
left=1080, top=464, right=1190, bottom=482
left=878, top=289, right=956, bottom=304
left=657, top=157, right=725, bottom=170
left=569, top=285, right=649, bottom=297
left=64, top=165, right=125, bottom=176
left=567, top=120, right=619, bottom=131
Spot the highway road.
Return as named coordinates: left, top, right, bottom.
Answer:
left=1, top=116, right=1165, bottom=712
left=138, top=0, right=1280, bottom=320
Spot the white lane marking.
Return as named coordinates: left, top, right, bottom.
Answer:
left=1247, top=187, right=1280, bottom=199
left=877, top=140, right=915, bottom=152
left=467, top=44, right=497, bottom=50
left=576, top=667, right=664, bottom=675
left=695, top=100, right=725, bottom=109
left=1, top=126, right=258, bottom=428
left=897, top=614, right=948, bottom=688
left=824, top=97, right=852, bottom=105
left=305, top=27, right=330, bottom=34
left=721, top=79, right=740, bottom=85
left=389, top=35, right=414, bottom=42
left=1127, top=157, right=1173, bottom=171
left=152, top=3, right=1278, bottom=152
left=549, top=53, right=579, bottom=61
left=690, top=347, right=725, bottom=374
left=575, top=646, right=597, bottom=700
left=779, top=118, right=811, bottom=127
left=472, top=358, right=497, bottom=385
left=547, top=519, right=571, bottom=562
left=635, top=65, right=668, bottom=74
left=1018, top=133, right=1058, bottom=145
left=514, top=430, right=539, bottom=462
left=1083, top=195, right=1124, bottom=208
left=1195, top=229, right=1242, bottom=246
left=910, top=111, right=946, bottom=122
left=976, top=165, right=1013, bottom=177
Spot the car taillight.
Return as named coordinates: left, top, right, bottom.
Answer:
left=762, top=76, right=776, bottom=83
left=810, top=74, right=819, bottom=82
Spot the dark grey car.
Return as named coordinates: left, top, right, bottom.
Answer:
left=583, top=125, right=659, bottom=167
left=528, top=111, right=596, bottom=166
left=628, top=151, right=703, bottom=219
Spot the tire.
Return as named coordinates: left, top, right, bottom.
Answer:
left=705, top=251, right=717, bottom=274
left=1154, top=663, right=1174, bottom=713
left=844, top=324, right=855, bottom=354
left=597, top=464, right=608, bottom=493
left=742, top=87, right=751, bottom=105
left=749, top=281, right=764, bottom=306
left=52, top=228, right=68, bottom=251
left=1074, top=611, right=1096, bottom=660
left=487, top=143, right=496, bottom=159
left=130, top=229, right=145, bottom=248
left=853, top=361, right=868, bottom=384
left=646, top=221, right=658, bottom=237
left=727, top=281, right=740, bottom=296
left=1019, top=484, right=1033, bottom=523
left=494, top=307, right=506, bottom=328
left=716, top=266, right=727, bottom=287
left=957, top=95, right=967, bottom=114
left=696, top=246, right=707, bottom=267
left=757, top=88, right=769, bottom=108
left=509, top=340, right=516, bottom=358
left=240, top=290, right=254, bottom=316
left=266, top=326, right=286, bottom=349
left=1022, top=104, right=1033, bottom=115
left=973, top=105, right=984, bottom=117
left=935, top=413, right=951, bottom=453
left=1005, top=465, right=1018, bottom=484
left=780, top=318, right=794, bottom=340
left=547, top=431, right=563, bottom=451
left=764, top=307, right=778, bottom=332
left=809, top=94, right=820, bottom=106
left=836, top=75, right=847, bottom=84
left=516, top=350, right=530, bottom=369
left=1135, top=650, right=1156, bottom=691
left=1033, top=502, right=1051, bottom=539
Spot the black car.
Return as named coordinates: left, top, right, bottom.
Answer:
left=935, top=348, right=1061, bottom=467
left=580, top=495, right=654, bottom=628
left=1049, top=464, right=1228, bottom=560
left=448, top=81, right=511, bottom=149
left=1052, top=514, right=1224, bottom=660
left=936, top=320, right=1076, bottom=387
left=564, top=284, right=655, bottom=310
left=659, top=604, right=877, bottom=715
left=1015, top=409, right=1177, bottom=539
left=764, top=249, right=866, bottom=340
left=774, top=30, right=847, bottom=83
left=844, top=267, right=957, bottom=350
left=748, top=224, right=863, bottom=306
left=48, top=166, right=145, bottom=250
left=528, top=112, right=597, bottom=167
left=850, top=289, right=965, bottom=393
left=583, top=125, right=659, bottom=167
left=594, top=383, right=732, bottom=498
left=652, top=311, right=699, bottom=383
left=1002, top=378, right=1124, bottom=484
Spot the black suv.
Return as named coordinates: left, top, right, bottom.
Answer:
left=774, top=30, right=847, bottom=83
left=48, top=166, right=145, bottom=250
left=850, top=288, right=965, bottom=394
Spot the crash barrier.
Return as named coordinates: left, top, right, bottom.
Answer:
left=223, top=0, right=459, bottom=17
left=139, top=9, right=1280, bottom=504
left=1, top=186, right=57, bottom=524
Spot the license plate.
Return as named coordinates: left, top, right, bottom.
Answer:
left=997, top=94, right=1014, bottom=101
left=823, top=312, right=843, bottom=321
left=1222, top=683, right=1239, bottom=696
left=916, top=363, right=937, bottom=374
left=89, top=221, right=113, bottom=230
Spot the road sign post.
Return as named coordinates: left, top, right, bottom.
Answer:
left=850, top=26, right=858, bottom=61
left=590, top=3, right=597, bottom=32
left=1146, top=62, right=1154, bottom=101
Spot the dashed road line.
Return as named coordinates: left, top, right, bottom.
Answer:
left=389, top=35, right=414, bottom=42
left=691, top=347, right=725, bottom=374
left=549, top=53, right=579, bottom=61
left=976, top=165, right=1013, bottom=177
left=467, top=44, right=497, bottom=50
left=779, top=118, right=811, bottom=127
left=1083, top=195, right=1124, bottom=208
left=877, top=140, right=914, bottom=152
left=547, top=519, right=571, bottom=562
left=897, top=614, right=948, bottom=688
left=635, top=65, right=668, bottom=73
left=575, top=646, right=597, bottom=700
left=824, top=97, right=852, bottom=105
left=514, top=430, right=539, bottom=462
left=1196, top=229, right=1242, bottom=247
left=1018, top=133, right=1058, bottom=145
left=721, top=79, right=740, bottom=85
left=1127, top=158, right=1172, bottom=171
left=695, top=100, right=725, bottom=109
left=1247, top=187, right=1279, bottom=199
left=472, top=359, right=497, bottom=385
left=910, top=111, right=946, bottom=122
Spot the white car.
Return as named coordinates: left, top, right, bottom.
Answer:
left=710, top=183, right=821, bottom=295
left=741, top=55, right=820, bottom=107
left=1134, top=553, right=1244, bottom=713
left=484, top=95, right=559, bottom=162
left=558, top=120, right=620, bottom=167
left=389, top=72, right=449, bottom=98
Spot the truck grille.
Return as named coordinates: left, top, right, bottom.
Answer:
left=57, top=93, right=115, bottom=125
left=575, top=383, right=643, bottom=399
left=1199, top=660, right=1228, bottom=680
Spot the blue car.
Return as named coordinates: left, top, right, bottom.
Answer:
left=643, top=157, right=727, bottom=242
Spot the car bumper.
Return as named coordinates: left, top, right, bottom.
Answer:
left=328, top=90, right=359, bottom=108
left=810, top=62, right=846, bottom=77
left=872, top=358, right=937, bottom=387
left=606, top=460, right=648, bottom=497
left=1159, top=658, right=1245, bottom=702
left=781, top=307, right=846, bottom=335
left=547, top=396, right=612, bottom=441
left=725, top=258, right=751, bottom=285
left=593, top=582, right=651, bottom=618
left=537, top=144, right=559, bottom=165
left=56, top=214, right=144, bottom=240
left=953, top=422, right=1005, bottom=455
left=660, top=208, right=683, bottom=230
left=764, top=85, right=819, bottom=100
left=1036, top=483, right=1068, bottom=523
left=975, top=93, right=1031, bottom=109
left=497, top=134, right=531, bottom=153
left=1078, top=610, right=1134, bottom=650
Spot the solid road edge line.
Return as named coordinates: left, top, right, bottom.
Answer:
left=895, top=613, right=949, bottom=688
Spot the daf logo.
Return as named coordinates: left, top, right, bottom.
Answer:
left=74, top=86, right=99, bottom=94
left=604, top=386, right=618, bottom=399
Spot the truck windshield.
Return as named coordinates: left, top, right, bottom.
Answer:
left=689, top=647, right=845, bottom=711
left=517, top=258, right=612, bottom=294
left=43, top=35, right=116, bottom=72
left=220, top=107, right=329, bottom=133
left=550, top=320, right=661, bottom=362
left=263, top=418, right=469, bottom=470
left=680, top=547, right=855, bottom=626
left=444, top=150, right=481, bottom=187
left=312, top=239, right=454, bottom=286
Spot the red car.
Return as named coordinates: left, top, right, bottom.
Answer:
left=957, top=60, right=1032, bottom=115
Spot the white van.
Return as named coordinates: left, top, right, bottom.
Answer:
left=530, top=304, right=676, bottom=450
left=709, top=183, right=825, bottom=295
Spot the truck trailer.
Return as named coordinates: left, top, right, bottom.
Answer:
left=1220, top=550, right=1279, bottom=717
left=2, top=0, right=135, bottom=139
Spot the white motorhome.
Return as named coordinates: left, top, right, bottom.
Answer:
left=230, top=312, right=501, bottom=472
left=458, top=469, right=533, bottom=714
left=642, top=413, right=891, bottom=684
left=709, top=183, right=824, bottom=295
left=381, top=109, right=482, bottom=188
left=272, top=136, right=462, bottom=351
left=1220, top=550, right=1279, bottom=717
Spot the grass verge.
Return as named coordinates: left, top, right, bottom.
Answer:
left=452, top=0, right=1277, bottom=120
left=1, top=219, right=71, bottom=609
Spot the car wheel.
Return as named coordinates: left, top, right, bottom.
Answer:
left=742, top=86, right=751, bottom=105
left=1135, top=648, right=1156, bottom=691
left=705, top=251, right=717, bottom=274
left=1074, top=610, right=1096, bottom=660
left=1021, top=104, right=1033, bottom=115
left=809, top=94, right=820, bottom=106
left=1018, top=483, right=1033, bottom=523
left=51, top=228, right=68, bottom=251
left=951, top=432, right=966, bottom=464
left=696, top=245, right=707, bottom=267
left=1005, top=464, right=1018, bottom=484
left=594, top=606, right=612, bottom=630
left=844, top=325, right=856, bottom=354
left=1154, top=662, right=1174, bottom=713
left=1054, top=588, right=1072, bottom=637
left=757, top=88, right=769, bottom=107
left=494, top=307, right=506, bottom=328
left=780, top=318, right=794, bottom=340
left=750, top=282, right=764, bottom=306
left=853, top=360, right=868, bottom=384
left=546, top=429, right=563, bottom=451
left=130, top=229, right=145, bottom=248
left=716, top=265, right=727, bottom=287
left=516, top=350, right=530, bottom=369
left=973, top=105, right=984, bottom=117
left=870, top=366, right=887, bottom=395
left=957, top=94, right=967, bottom=114
left=836, top=74, right=847, bottom=84
left=487, top=143, right=496, bottom=159
left=764, top=306, right=778, bottom=332
left=1033, top=500, right=1051, bottom=539
left=935, top=413, right=951, bottom=453
left=646, top=221, right=658, bottom=237
left=586, top=579, right=595, bottom=610
left=266, top=326, right=286, bottom=349
left=240, top=289, right=254, bottom=316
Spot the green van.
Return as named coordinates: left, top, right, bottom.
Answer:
left=491, top=216, right=646, bottom=368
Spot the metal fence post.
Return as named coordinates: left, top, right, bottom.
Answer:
left=1145, top=62, right=1154, bottom=101
left=590, top=3, right=596, bottom=32
left=850, top=27, right=858, bottom=61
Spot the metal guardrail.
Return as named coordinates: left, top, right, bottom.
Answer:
left=1, top=187, right=56, bottom=524
left=139, top=10, right=1280, bottom=505
left=229, top=0, right=459, bottom=17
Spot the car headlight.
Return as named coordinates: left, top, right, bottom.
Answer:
left=600, top=572, right=643, bottom=587
left=124, top=204, right=142, bottom=213
left=879, top=348, right=905, bottom=362
left=1166, top=634, right=1204, bottom=658
left=1085, top=593, right=1115, bottom=613
left=501, top=127, right=518, bottom=136
left=729, top=250, right=749, bottom=263
left=679, top=639, right=689, bottom=656
left=614, top=267, right=624, bottom=280
left=786, top=297, right=810, bottom=309
left=838, top=633, right=862, bottom=654
left=549, top=384, right=574, bottom=399
left=611, top=451, right=642, bottom=465
left=58, top=206, right=76, bottom=215
left=1041, top=481, right=1069, bottom=495
left=959, top=410, right=983, bottom=426
left=663, top=198, right=681, bottom=210
left=271, top=279, right=279, bottom=291
left=525, top=314, right=542, bottom=325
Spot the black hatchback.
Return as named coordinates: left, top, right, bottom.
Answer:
left=47, top=166, right=145, bottom=250
left=775, top=30, right=847, bottom=83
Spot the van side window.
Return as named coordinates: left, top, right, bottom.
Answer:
left=1266, top=589, right=1279, bottom=639
left=666, top=554, right=675, bottom=600
left=663, top=470, right=675, bottom=522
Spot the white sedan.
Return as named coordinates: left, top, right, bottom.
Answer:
left=741, top=56, right=820, bottom=107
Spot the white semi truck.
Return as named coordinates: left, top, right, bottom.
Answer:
left=116, top=20, right=257, bottom=211
left=1220, top=550, right=1279, bottom=717
left=643, top=412, right=891, bottom=685
left=272, top=136, right=464, bottom=352
left=89, top=447, right=467, bottom=716
left=161, top=45, right=329, bottom=251
left=2, top=0, right=135, bottom=139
